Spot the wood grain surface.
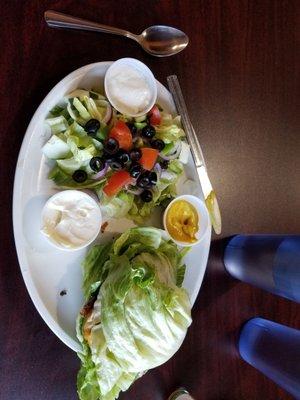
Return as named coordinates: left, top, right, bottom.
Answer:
left=0, top=1, right=299, bottom=399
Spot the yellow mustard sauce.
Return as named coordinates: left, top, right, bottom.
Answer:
left=166, top=200, right=199, bottom=243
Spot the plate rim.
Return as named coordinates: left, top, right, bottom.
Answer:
left=13, top=61, right=211, bottom=352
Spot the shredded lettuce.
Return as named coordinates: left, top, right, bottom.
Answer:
left=48, top=166, right=106, bottom=189
left=49, top=104, right=65, bottom=117
left=77, top=227, right=191, bottom=400
left=98, top=191, right=134, bottom=219
left=82, top=243, right=113, bottom=298
left=155, top=112, right=185, bottom=143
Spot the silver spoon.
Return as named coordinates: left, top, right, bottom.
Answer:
left=44, top=10, right=189, bottom=57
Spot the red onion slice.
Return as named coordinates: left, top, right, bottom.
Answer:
left=124, top=179, right=142, bottom=195
left=91, top=163, right=108, bottom=180
left=126, top=187, right=143, bottom=195
left=102, top=103, right=112, bottom=124
left=154, top=163, right=162, bottom=180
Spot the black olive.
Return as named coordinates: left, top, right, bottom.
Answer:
left=84, top=119, right=100, bottom=136
left=141, top=125, right=156, bottom=139
left=130, top=163, right=143, bottom=179
left=151, top=139, right=165, bottom=151
left=72, top=169, right=87, bottom=183
left=104, top=138, right=119, bottom=155
left=129, top=149, right=142, bottom=162
left=89, top=157, right=104, bottom=173
left=103, top=154, right=115, bottom=164
left=148, top=171, right=157, bottom=186
left=116, top=150, right=130, bottom=166
left=126, top=122, right=138, bottom=137
left=140, top=189, right=153, bottom=203
left=110, top=161, right=123, bottom=171
left=160, top=160, right=169, bottom=170
left=137, top=172, right=150, bottom=188
left=106, top=157, right=124, bottom=170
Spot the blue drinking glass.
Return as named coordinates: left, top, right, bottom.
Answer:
left=224, top=235, right=300, bottom=302
left=239, top=318, right=300, bottom=399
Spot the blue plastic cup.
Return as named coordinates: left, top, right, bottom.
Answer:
left=239, top=318, right=300, bottom=399
left=224, top=235, right=300, bottom=302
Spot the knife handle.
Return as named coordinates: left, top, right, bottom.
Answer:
left=205, top=191, right=222, bottom=235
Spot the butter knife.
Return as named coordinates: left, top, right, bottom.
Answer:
left=167, top=75, right=222, bottom=234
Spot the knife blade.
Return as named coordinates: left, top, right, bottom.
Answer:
left=167, top=75, right=222, bottom=234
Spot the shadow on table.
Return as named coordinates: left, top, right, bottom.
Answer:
left=194, top=236, right=238, bottom=311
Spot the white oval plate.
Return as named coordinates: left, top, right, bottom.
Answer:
left=13, top=62, right=211, bottom=352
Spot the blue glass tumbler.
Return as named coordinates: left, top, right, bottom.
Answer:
left=239, top=318, right=300, bottom=399
left=224, top=235, right=300, bottom=302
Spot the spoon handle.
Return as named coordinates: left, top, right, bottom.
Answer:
left=44, top=10, right=137, bottom=41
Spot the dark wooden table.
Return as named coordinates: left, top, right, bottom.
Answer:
left=1, top=1, right=299, bottom=399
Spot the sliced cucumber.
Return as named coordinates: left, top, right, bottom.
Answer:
left=134, top=115, right=147, bottom=123
left=73, top=97, right=91, bottom=120
left=67, top=101, right=79, bottom=120
left=45, top=116, right=68, bottom=134
left=42, top=135, right=71, bottom=160
left=83, top=96, right=102, bottom=120
left=160, top=142, right=174, bottom=156
left=70, top=121, right=86, bottom=137
left=66, top=89, right=90, bottom=101
left=95, top=125, right=109, bottom=141
left=57, top=157, right=81, bottom=174
left=134, top=121, right=147, bottom=130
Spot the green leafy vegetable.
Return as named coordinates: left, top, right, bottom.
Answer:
left=155, top=112, right=185, bottom=143
left=45, top=115, right=69, bottom=134
left=77, top=227, right=191, bottom=400
left=43, top=89, right=186, bottom=222
left=82, top=243, right=113, bottom=298
left=98, top=191, right=134, bottom=219
left=48, top=166, right=105, bottom=189
left=49, top=105, right=65, bottom=117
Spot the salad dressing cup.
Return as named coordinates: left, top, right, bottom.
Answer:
left=163, top=194, right=210, bottom=247
left=104, top=58, right=157, bottom=117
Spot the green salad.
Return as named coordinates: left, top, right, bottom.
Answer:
left=42, top=89, right=190, bottom=223
left=77, top=227, right=191, bottom=400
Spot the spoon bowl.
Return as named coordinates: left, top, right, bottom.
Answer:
left=138, top=25, right=189, bottom=56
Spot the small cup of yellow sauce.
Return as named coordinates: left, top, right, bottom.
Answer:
left=163, top=195, right=210, bottom=247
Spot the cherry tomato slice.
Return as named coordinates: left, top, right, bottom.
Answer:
left=148, top=105, right=161, bottom=126
left=103, top=170, right=132, bottom=197
left=109, top=121, right=133, bottom=151
left=139, top=148, right=159, bottom=171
